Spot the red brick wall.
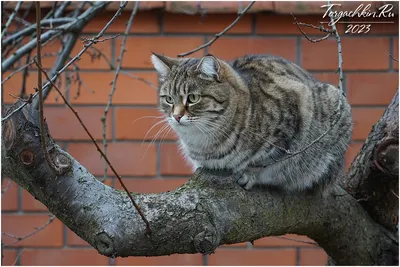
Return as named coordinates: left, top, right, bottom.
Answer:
left=2, top=9, right=398, bottom=266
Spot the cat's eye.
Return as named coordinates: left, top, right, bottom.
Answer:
left=187, top=94, right=201, bottom=104
left=165, top=96, right=174, bottom=104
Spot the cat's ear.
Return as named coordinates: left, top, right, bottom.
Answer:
left=150, top=52, right=174, bottom=78
left=196, top=55, right=221, bottom=81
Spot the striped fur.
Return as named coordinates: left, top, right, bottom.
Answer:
left=151, top=53, right=352, bottom=192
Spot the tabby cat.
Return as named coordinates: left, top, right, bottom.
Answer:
left=151, top=53, right=352, bottom=192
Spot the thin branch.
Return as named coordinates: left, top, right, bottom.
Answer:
left=2, top=215, right=56, bottom=247
left=11, top=249, right=24, bottom=266
left=20, top=52, right=32, bottom=98
left=273, top=236, right=318, bottom=246
left=101, top=2, right=139, bottom=181
left=1, top=1, right=110, bottom=72
left=390, top=54, right=399, bottom=62
left=54, top=1, right=72, bottom=18
left=1, top=52, right=60, bottom=85
left=1, top=1, right=120, bottom=122
left=34, top=61, right=151, bottom=236
left=291, top=13, right=333, bottom=43
left=1, top=1, right=22, bottom=39
left=32, top=32, right=80, bottom=108
left=177, top=1, right=255, bottom=57
left=1, top=179, right=12, bottom=199
left=81, top=34, right=120, bottom=46
left=35, top=2, right=62, bottom=175
left=2, top=18, right=75, bottom=47
left=87, top=46, right=157, bottom=90
left=328, top=0, right=344, bottom=107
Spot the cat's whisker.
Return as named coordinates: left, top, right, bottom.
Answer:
left=131, top=115, right=164, bottom=125
left=140, top=119, right=168, bottom=148
left=139, top=124, right=170, bottom=162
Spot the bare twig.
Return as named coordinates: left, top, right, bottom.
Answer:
left=2, top=215, right=56, bottom=247
left=87, top=46, right=157, bottom=90
left=1, top=1, right=122, bottom=122
left=328, top=0, right=344, bottom=107
left=1, top=179, right=12, bottom=198
left=291, top=13, right=333, bottom=43
left=1, top=61, right=35, bottom=85
left=35, top=2, right=62, bottom=175
left=32, top=33, right=80, bottom=108
left=1, top=1, right=22, bottom=39
left=54, top=1, right=72, bottom=18
left=391, top=190, right=399, bottom=199
left=2, top=1, right=110, bottom=72
left=390, top=54, right=399, bottom=62
left=2, top=18, right=74, bottom=47
left=177, top=1, right=255, bottom=57
left=273, top=236, right=318, bottom=246
left=34, top=61, right=151, bottom=236
left=81, top=34, right=120, bottom=46
left=101, top=2, right=139, bottom=181
left=11, top=249, right=24, bottom=266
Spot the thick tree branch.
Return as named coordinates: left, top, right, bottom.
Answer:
left=345, top=90, right=399, bottom=232
left=1, top=97, right=398, bottom=265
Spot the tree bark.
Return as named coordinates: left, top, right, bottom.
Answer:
left=1, top=93, right=398, bottom=265
left=346, top=90, right=399, bottom=232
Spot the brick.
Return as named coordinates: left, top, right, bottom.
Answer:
left=302, top=38, right=390, bottom=70
left=2, top=178, right=18, bottom=211
left=160, top=144, right=193, bottom=176
left=2, top=249, right=17, bottom=266
left=274, top=1, right=336, bottom=14
left=67, top=229, right=91, bottom=247
left=20, top=249, right=109, bottom=265
left=106, top=1, right=164, bottom=11
left=352, top=108, right=385, bottom=141
left=299, top=248, right=328, bottom=265
left=165, top=1, right=274, bottom=13
left=116, top=37, right=205, bottom=68
left=208, top=37, right=297, bottom=62
left=2, top=71, right=64, bottom=105
left=83, top=11, right=159, bottom=33
left=114, top=178, right=189, bottom=193
left=208, top=248, right=297, bottom=265
left=2, top=215, right=63, bottom=247
left=393, top=38, right=399, bottom=70
left=254, top=234, right=317, bottom=247
left=70, top=72, right=158, bottom=105
left=68, top=142, right=157, bottom=176
left=115, top=108, right=177, bottom=140
left=347, top=73, right=398, bottom=105
left=164, top=13, right=251, bottom=33
left=22, top=190, right=48, bottom=211
left=345, top=143, right=363, bottom=170
left=115, top=253, right=203, bottom=265
left=256, top=14, right=344, bottom=35
left=43, top=107, right=112, bottom=141
left=313, top=73, right=339, bottom=85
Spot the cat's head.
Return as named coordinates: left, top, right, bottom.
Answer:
left=150, top=53, right=238, bottom=135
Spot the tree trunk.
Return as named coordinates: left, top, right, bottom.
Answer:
left=1, top=92, right=398, bottom=265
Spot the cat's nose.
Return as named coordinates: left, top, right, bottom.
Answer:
left=173, top=115, right=182, bottom=122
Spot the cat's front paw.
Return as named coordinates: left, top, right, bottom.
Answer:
left=236, top=173, right=257, bottom=190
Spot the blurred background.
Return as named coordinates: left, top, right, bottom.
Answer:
left=1, top=1, right=398, bottom=265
